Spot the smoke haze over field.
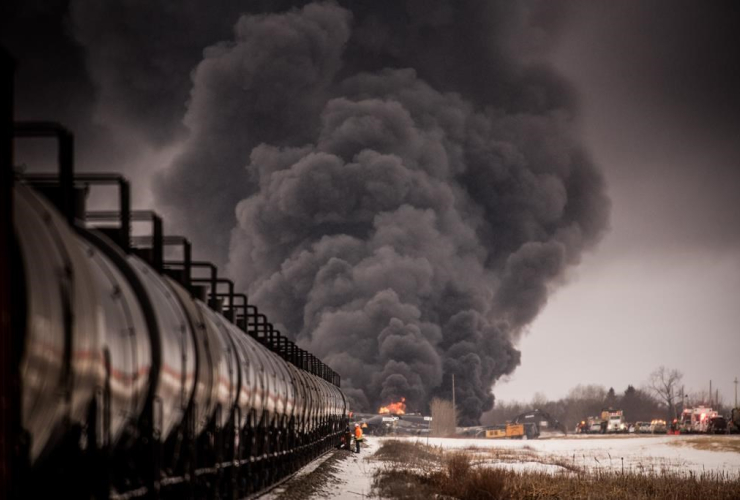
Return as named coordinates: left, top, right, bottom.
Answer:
left=3, top=1, right=611, bottom=423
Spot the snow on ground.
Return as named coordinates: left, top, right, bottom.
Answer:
left=395, top=434, right=740, bottom=475
left=265, top=434, right=740, bottom=499
left=318, top=439, right=383, bottom=499
left=480, top=461, right=567, bottom=474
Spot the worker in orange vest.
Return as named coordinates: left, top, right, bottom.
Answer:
left=354, top=423, right=364, bottom=453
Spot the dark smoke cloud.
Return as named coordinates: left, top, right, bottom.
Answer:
left=227, top=51, right=608, bottom=422
left=146, top=0, right=586, bottom=264
left=67, top=1, right=288, bottom=146
left=1, top=0, right=122, bottom=174
left=154, top=2, right=352, bottom=261
left=3, top=0, right=610, bottom=424
left=340, top=0, right=576, bottom=114
left=2, top=0, right=248, bottom=204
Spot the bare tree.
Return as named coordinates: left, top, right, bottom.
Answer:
left=646, top=366, right=683, bottom=419
left=567, top=384, right=607, bottom=401
left=530, top=392, right=548, bottom=408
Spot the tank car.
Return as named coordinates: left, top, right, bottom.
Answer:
left=2, top=54, right=348, bottom=499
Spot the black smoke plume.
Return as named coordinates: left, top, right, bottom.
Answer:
left=218, top=2, right=609, bottom=423
left=4, top=1, right=610, bottom=424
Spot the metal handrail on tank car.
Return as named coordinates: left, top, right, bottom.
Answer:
left=213, top=292, right=248, bottom=331
left=90, top=209, right=164, bottom=270
left=24, top=174, right=133, bottom=250
left=12, top=121, right=75, bottom=224
left=244, top=309, right=340, bottom=387
left=191, top=277, right=237, bottom=320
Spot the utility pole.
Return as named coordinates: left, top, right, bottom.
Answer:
left=734, top=377, right=738, bottom=408
left=709, top=380, right=712, bottom=406
left=452, top=373, right=456, bottom=429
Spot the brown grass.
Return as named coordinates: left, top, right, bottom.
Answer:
left=504, top=469, right=740, bottom=499
left=372, top=439, right=443, bottom=469
left=372, top=469, right=437, bottom=500
left=374, top=452, right=507, bottom=500
left=437, top=452, right=507, bottom=499
left=668, top=435, right=740, bottom=453
left=446, top=452, right=473, bottom=480
left=462, top=445, right=582, bottom=473
left=372, top=440, right=740, bottom=500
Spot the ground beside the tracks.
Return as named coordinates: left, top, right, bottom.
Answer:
left=261, top=434, right=740, bottom=499
left=262, top=439, right=381, bottom=500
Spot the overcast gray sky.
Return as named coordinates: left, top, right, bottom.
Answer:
left=494, top=1, right=740, bottom=405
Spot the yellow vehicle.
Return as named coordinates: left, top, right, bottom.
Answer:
left=485, top=423, right=527, bottom=439
left=505, top=423, right=525, bottom=438
left=485, top=428, right=506, bottom=438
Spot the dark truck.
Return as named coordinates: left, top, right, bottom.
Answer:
left=706, top=416, right=728, bottom=434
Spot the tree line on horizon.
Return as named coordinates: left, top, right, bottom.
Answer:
left=481, top=366, right=735, bottom=430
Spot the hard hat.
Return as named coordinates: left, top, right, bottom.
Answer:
left=355, top=423, right=360, bottom=427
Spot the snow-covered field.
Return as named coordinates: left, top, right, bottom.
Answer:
left=267, top=434, right=740, bottom=499
left=394, top=434, right=740, bottom=475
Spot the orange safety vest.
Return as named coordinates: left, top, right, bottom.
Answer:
left=354, top=427, right=363, bottom=441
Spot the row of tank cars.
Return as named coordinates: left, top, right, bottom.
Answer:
left=2, top=54, right=348, bottom=499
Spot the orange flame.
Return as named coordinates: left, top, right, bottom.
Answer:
left=378, top=397, right=407, bottom=415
